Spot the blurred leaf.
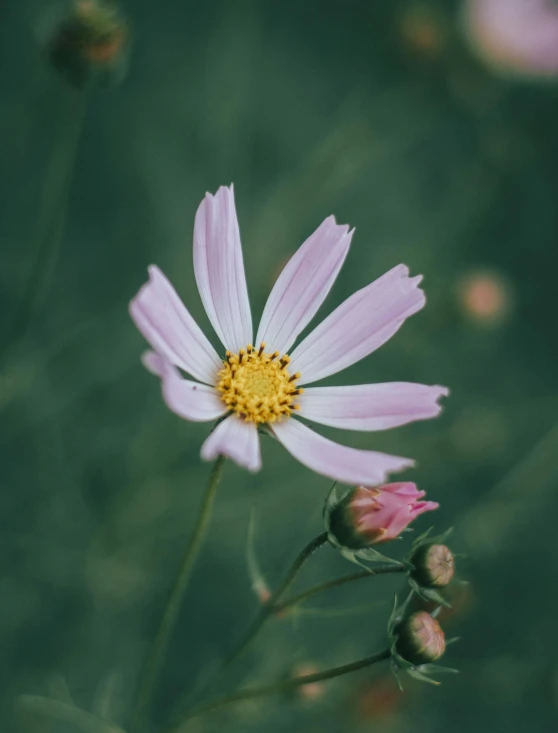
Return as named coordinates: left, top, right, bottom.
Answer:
left=15, top=696, right=124, bottom=733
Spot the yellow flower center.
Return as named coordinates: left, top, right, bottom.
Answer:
left=216, top=343, right=303, bottom=424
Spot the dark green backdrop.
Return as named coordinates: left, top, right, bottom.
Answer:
left=1, top=1, right=557, bottom=732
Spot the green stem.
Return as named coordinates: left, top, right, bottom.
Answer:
left=275, top=562, right=406, bottom=613
left=162, top=647, right=391, bottom=731
left=2, top=87, right=87, bottom=357
left=129, top=456, right=225, bottom=733
left=222, top=531, right=329, bottom=668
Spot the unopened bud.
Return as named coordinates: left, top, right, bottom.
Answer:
left=396, top=611, right=446, bottom=665
left=327, top=484, right=439, bottom=550
left=48, top=1, right=129, bottom=88
left=411, top=544, right=455, bottom=588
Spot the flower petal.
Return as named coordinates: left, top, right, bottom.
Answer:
left=380, top=482, right=424, bottom=497
left=270, top=419, right=413, bottom=485
left=411, top=500, right=439, bottom=517
left=201, top=415, right=261, bottom=472
left=255, top=217, right=353, bottom=354
left=193, top=185, right=253, bottom=352
left=130, top=266, right=222, bottom=385
left=298, top=383, right=448, bottom=431
left=143, top=352, right=227, bottom=422
left=289, top=265, right=425, bottom=384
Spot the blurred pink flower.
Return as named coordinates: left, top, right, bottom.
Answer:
left=464, top=0, right=558, bottom=78
left=329, top=483, right=439, bottom=549
left=130, top=185, right=447, bottom=482
left=457, top=270, right=512, bottom=325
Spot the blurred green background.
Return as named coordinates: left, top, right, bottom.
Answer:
left=2, top=0, right=558, bottom=731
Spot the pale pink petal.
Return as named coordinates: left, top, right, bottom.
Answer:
left=141, top=350, right=165, bottom=376
left=289, top=265, right=425, bottom=385
left=411, top=500, right=439, bottom=518
left=193, top=185, right=253, bottom=352
left=255, top=217, right=353, bottom=354
left=143, top=353, right=227, bottom=422
left=270, top=419, right=413, bottom=485
left=298, top=382, right=448, bottom=431
left=201, top=415, right=261, bottom=472
left=130, top=266, right=222, bottom=385
left=381, top=482, right=424, bottom=497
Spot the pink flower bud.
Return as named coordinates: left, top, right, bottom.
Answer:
left=396, top=611, right=446, bottom=665
left=328, top=483, right=439, bottom=550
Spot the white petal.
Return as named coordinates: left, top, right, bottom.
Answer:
left=201, top=415, right=261, bottom=472
left=256, top=217, right=353, bottom=354
left=143, top=352, right=227, bottom=422
left=270, top=419, right=413, bottom=485
left=298, top=383, right=449, bottom=431
left=193, top=185, right=253, bottom=352
left=130, top=266, right=222, bottom=385
left=289, top=265, right=425, bottom=384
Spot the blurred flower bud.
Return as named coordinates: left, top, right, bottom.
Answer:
left=411, top=543, right=455, bottom=588
left=327, top=484, right=439, bottom=550
left=463, top=0, right=558, bottom=79
left=47, top=1, right=129, bottom=88
left=396, top=611, right=446, bottom=665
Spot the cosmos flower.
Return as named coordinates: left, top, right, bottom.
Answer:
left=130, top=185, right=447, bottom=483
left=463, top=0, right=558, bottom=78
left=327, top=483, right=439, bottom=549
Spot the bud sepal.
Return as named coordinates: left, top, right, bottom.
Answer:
left=405, top=528, right=456, bottom=607
left=47, top=1, right=130, bottom=88
left=324, top=484, right=401, bottom=568
left=387, top=594, right=458, bottom=689
left=324, top=482, right=438, bottom=569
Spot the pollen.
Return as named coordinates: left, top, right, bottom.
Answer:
left=216, top=343, right=303, bottom=424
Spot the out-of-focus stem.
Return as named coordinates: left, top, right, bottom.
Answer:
left=2, top=87, right=87, bottom=358
left=129, top=456, right=225, bottom=733
left=221, top=531, right=329, bottom=669
left=162, top=648, right=391, bottom=731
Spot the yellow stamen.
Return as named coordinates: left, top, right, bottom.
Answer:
left=215, top=343, right=302, bottom=424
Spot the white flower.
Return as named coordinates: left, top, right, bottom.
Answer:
left=130, top=185, right=447, bottom=483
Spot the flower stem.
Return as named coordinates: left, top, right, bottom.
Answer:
left=2, top=87, right=87, bottom=359
left=275, top=561, right=406, bottom=613
left=162, top=647, right=391, bottom=731
left=222, top=531, right=329, bottom=668
left=129, top=456, right=225, bottom=733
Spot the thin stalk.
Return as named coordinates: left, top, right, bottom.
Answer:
left=162, top=648, right=391, bottom=731
left=275, top=561, right=406, bottom=613
left=129, top=456, right=225, bottom=733
left=222, top=531, right=329, bottom=668
left=2, top=87, right=87, bottom=357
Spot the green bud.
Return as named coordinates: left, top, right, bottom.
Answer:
left=47, top=1, right=130, bottom=88
left=327, top=486, right=375, bottom=550
left=411, top=544, right=455, bottom=588
left=396, top=611, right=446, bottom=666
